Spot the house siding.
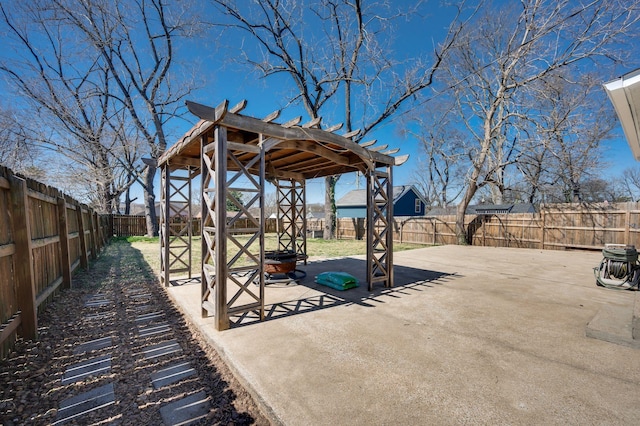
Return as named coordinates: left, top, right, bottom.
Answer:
left=336, top=187, right=426, bottom=218
left=394, top=192, right=425, bottom=216
left=337, top=206, right=367, bottom=219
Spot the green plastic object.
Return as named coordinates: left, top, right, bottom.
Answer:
left=602, top=247, right=638, bottom=263
left=315, top=271, right=359, bottom=291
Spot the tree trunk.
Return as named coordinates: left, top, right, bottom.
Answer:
left=323, top=175, right=337, bottom=239
left=124, top=185, right=131, bottom=215
left=455, top=180, right=478, bottom=245
left=143, top=166, right=158, bottom=236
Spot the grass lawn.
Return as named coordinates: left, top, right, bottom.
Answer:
left=125, top=234, right=429, bottom=276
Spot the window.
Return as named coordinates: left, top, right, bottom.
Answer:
left=415, top=198, right=421, bottom=213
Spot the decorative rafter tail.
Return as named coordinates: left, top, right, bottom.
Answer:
left=394, top=154, right=410, bottom=166
left=359, top=139, right=377, bottom=147
left=230, top=99, right=248, bottom=114
left=370, top=144, right=388, bottom=152
left=342, top=129, right=360, bottom=139
left=282, top=116, right=302, bottom=128
left=302, top=116, right=322, bottom=128
left=263, top=110, right=281, bottom=122
left=325, top=123, right=343, bottom=132
left=186, top=99, right=228, bottom=123
left=382, top=148, right=400, bottom=155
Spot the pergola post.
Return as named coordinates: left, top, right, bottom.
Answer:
left=201, top=127, right=265, bottom=330
left=366, top=164, right=394, bottom=290
left=160, top=164, right=170, bottom=287
left=275, top=178, right=307, bottom=262
left=160, top=162, right=198, bottom=287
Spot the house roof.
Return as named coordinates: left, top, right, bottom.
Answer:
left=336, top=185, right=425, bottom=207
left=604, top=69, right=640, bottom=161
left=157, top=100, right=408, bottom=180
left=426, top=203, right=537, bottom=216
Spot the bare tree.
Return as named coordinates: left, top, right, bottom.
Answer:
left=0, top=105, right=46, bottom=179
left=27, top=0, right=198, bottom=234
left=0, top=3, right=143, bottom=211
left=618, top=167, right=640, bottom=202
left=401, top=102, right=466, bottom=207
left=527, top=72, right=616, bottom=203
left=209, top=0, right=472, bottom=238
left=441, top=0, right=640, bottom=243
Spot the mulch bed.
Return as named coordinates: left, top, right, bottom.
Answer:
left=0, top=241, right=270, bottom=425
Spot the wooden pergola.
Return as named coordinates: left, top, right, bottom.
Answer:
left=157, top=100, right=407, bottom=330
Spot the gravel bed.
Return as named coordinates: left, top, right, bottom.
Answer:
left=0, top=241, right=270, bottom=425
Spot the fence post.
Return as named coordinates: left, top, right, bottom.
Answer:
left=57, top=197, right=72, bottom=290
left=540, top=205, right=546, bottom=250
left=93, top=211, right=101, bottom=253
left=625, top=202, right=631, bottom=246
left=9, top=175, right=37, bottom=340
left=87, top=208, right=97, bottom=260
left=432, top=218, right=436, bottom=245
left=482, top=215, right=486, bottom=247
left=77, top=204, right=89, bottom=269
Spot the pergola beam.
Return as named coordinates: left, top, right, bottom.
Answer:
left=186, top=101, right=394, bottom=167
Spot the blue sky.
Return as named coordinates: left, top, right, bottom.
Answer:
left=161, top=0, right=640, bottom=205
left=2, top=0, right=637, bottom=206
left=162, top=1, right=480, bottom=204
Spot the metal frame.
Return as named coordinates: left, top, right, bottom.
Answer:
left=160, top=163, right=198, bottom=287
left=366, top=164, right=394, bottom=290
left=275, top=178, right=307, bottom=264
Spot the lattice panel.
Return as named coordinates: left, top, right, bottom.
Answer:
left=201, top=128, right=265, bottom=330
left=225, top=147, right=264, bottom=319
left=160, top=165, right=198, bottom=286
left=367, top=166, right=394, bottom=290
left=276, top=179, right=307, bottom=262
left=201, top=133, right=219, bottom=321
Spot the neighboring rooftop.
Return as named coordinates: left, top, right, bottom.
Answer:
left=336, top=185, right=425, bottom=206
left=426, top=203, right=537, bottom=216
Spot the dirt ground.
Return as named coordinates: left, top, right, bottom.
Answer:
left=0, top=240, right=270, bottom=425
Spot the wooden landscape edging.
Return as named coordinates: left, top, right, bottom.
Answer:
left=0, top=165, right=112, bottom=359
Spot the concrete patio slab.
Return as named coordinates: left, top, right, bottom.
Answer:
left=586, top=298, right=640, bottom=349
left=166, top=245, right=640, bottom=425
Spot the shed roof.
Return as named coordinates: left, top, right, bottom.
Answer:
left=158, top=100, right=407, bottom=180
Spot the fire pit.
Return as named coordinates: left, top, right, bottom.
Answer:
left=264, top=250, right=298, bottom=274
left=263, top=250, right=306, bottom=284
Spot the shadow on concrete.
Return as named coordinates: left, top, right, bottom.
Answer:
left=227, top=257, right=459, bottom=328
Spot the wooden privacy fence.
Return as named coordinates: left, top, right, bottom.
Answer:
left=0, top=166, right=111, bottom=359
left=112, top=214, right=148, bottom=237
left=305, top=202, right=640, bottom=250
left=112, top=214, right=280, bottom=237
left=113, top=202, right=640, bottom=249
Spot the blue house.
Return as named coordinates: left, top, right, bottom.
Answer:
left=336, top=185, right=428, bottom=218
